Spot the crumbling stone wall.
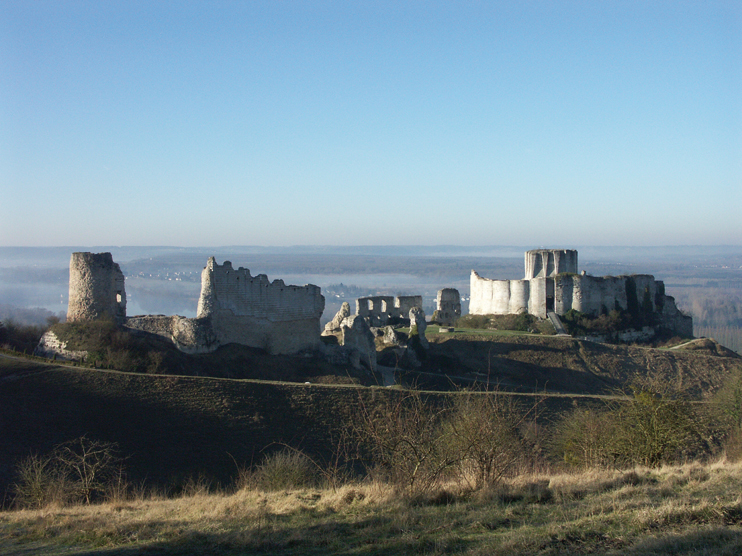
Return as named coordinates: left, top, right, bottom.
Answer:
left=355, top=296, right=395, bottom=327
left=395, top=296, right=423, bottom=318
left=124, top=315, right=218, bottom=354
left=196, top=258, right=325, bottom=355
left=67, top=252, right=126, bottom=323
left=34, top=330, right=88, bottom=361
left=321, top=303, right=377, bottom=372
left=355, top=295, right=423, bottom=326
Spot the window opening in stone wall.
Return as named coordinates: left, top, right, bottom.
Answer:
left=117, top=293, right=122, bottom=304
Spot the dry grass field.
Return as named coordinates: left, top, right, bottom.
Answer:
left=1, top=460, right=741, bottom=555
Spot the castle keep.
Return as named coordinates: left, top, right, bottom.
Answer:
left=470, top=249, right=692, bottom=336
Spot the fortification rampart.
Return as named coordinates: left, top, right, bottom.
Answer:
left=67, top=252, right=126, bottom=322
left=470, top=249, right=692, bottom=337
left=124, top=315, right=218, bottom=354
left=197, top=258, right=324, bottom=321
left=469, top=273, right=530, bottom=315
left=196, top=257, right=325, bottom=354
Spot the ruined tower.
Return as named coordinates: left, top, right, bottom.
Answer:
left=435, top=288, right=462, bottom=326
left=66, top=252, right=126, bottom=322
left=524, top=249, right=578, bottom=279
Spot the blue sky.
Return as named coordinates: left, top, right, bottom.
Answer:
left=1, top=1, right=740, bottom=247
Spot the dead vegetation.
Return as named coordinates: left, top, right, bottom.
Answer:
left=2, top=460, right=741, bottom=555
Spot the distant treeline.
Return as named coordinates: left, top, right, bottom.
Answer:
left=671, top=288, right=742, bottom=354
left=677, top=289, right=742, bottom=328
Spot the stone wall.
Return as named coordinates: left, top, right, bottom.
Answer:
left=196, top=258, right=325, bottom=355
left=556, top=274, right=659, bottom=316
left=197, top=258, right=324, bottom=322
left=34, top=330, right=88, bottom=361
left=469, top=272, right=531, bottom=316
left=67, top=252, right=126, bottom=322
left=396, top=296, right=423, bottom=318
left=356, top=296, right=395, bottom=327
left=124, top=315, right=218, bottom=354
left=355, top=295, right=423, bottom=326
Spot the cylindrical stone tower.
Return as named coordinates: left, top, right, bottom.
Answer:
left=67, top=252, right=126, bottom=322
left=524, top=249, right=578, bottom=279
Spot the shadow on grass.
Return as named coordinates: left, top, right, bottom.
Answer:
left=31, top=513, right=472, bottom=556
left=622, top=526, right=742, bottom=555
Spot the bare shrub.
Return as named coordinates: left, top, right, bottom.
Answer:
left=53, top=436, right=125, bottom=504
left=351, top=390, right=457, bottom=496
left=614, top=386, right=703, bottom=467
left=550, top=408, right=618, bottom=468
left=446, top=392, right=531, bottom=489
left=0, top=319, right=48, bottom=353
left=13, top=436, right=125, bottom=508
left=254, top=449, right=317, bottom=491
left=12, top=453, right=72, bottom=509
left=551, top=377, right=705, bottom=469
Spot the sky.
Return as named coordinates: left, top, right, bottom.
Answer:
left=1, top=1, right=740, bottom=247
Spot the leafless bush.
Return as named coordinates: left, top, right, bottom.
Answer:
left=447, top=392, right=532, bottom=489
left=12, top=453, right=72, bottom=509
left=550, top=408, right=619, bottom=468
left=350, top=390, right=457, bottom=496
left=12, top=436, right=125, bottom=508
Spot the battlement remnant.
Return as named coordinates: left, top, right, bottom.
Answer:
left=67, top=252, right=126, bottom=323
left=194, top=257, right=325, bottom=354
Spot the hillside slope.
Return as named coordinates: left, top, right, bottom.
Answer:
left=417, top=333, right=740, bottom=398
left=2, top=333, right=739, bottom=497
left=0, top=353, right=590, bottom=497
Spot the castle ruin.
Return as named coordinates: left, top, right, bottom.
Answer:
left=435, top=288, right=461, bottom=326
left=64, top=253, right=325, bottom=356
left=66, top=252, right=126, bottom=323
left=194, top=257, right=325, bottom=354
left=470, top=249, right=692, bottom=336
left=355, top=295, right=423, bottom=327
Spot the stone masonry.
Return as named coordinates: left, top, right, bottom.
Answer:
left=67, top=252, right=126, bottom=323
left=355, top=295, right=423, bottom=327
left=193, top=257, right=326, bottom=354
left=435, top=288, right=461, bottom=326
left=470, top=249, right=692, bottom=336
